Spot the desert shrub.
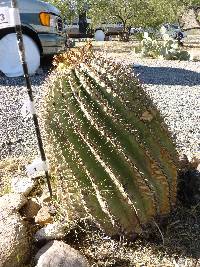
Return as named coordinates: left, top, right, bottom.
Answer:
left=137, top=33, right=190, bottom=61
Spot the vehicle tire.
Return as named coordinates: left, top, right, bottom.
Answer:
left=94, top=30, right=105, bottom=41
left=0, top=33, right=40, bottom=77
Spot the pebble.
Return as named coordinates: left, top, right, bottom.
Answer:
left=34, top=222, right=67, bottom=242
left=35, top=206, right=53, bottom=225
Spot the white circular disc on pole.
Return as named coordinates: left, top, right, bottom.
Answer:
left=94, top=30, right=105, bottom=41
left=0, top=33, right=40, bottom=77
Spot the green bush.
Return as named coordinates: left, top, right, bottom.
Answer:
left=138, top=33, right=190, bottom=61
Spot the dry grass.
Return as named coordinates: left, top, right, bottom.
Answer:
left=62, top=200, right=200, bottom=267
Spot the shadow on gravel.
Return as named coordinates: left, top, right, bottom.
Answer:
left=134, top=66, right=200, bottom=86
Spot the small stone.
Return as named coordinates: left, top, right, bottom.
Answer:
left=21, top=198, right=41, bottom=219
left=35, top=206, right=53, bottom=225
left=35, top=240, right=89, bottom=267
left=140, top=111, right=153, bottom=122
left=11, top=176, right=36, bottom=196
left=34, top=222, right=67, bottom=242
left=39, top=189, right=51, bottom=204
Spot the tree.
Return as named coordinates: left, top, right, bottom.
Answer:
left=44, top=0, right=86, bottom=23
left=86, top=0, right=188, bottom=40
left=45, top=0, right=199, bottom=39
left=167, top=0, right=200, bottom=27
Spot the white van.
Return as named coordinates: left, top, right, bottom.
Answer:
left=0, top=0, right=66, bottom=76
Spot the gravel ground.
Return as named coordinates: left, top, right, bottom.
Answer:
left=0, top=55, right=199, bottom=162
left=0, top=70, right=49, bottom=160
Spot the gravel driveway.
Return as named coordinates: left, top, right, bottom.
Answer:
left=0, top=71, right=48, bottom=160
left=0, top=57, right=199, bottom=161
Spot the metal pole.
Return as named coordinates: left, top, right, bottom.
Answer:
left=11, top=0, right=53, bottom=198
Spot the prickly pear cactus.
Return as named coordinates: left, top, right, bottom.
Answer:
left=42, top=44, right=178, bottom=236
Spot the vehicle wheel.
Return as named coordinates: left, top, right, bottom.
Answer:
left=94, top=30, right=105, bottom=41
left=0, top=33, right=40, bottom=77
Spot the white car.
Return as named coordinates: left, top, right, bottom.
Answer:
left=0, top=0, right=66, bottom=77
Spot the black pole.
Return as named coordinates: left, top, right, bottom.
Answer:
left=11, top=0, right=52, bottom=198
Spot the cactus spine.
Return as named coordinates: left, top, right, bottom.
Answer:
left=43, top=46, right=178, bottom=235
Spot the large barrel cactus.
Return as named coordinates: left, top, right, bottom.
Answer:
left=42, top=45, right=178, bottom=236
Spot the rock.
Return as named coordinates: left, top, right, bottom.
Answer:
left=0, top=193, right=27, bottom=215
left=21, top=198, right=41, bottom=219
left=39, top=188, right=51, bottom=204
left=35, top=240, right=89, bottom=267
left=35, top=206, right=53, bottom=225
left=11, top=176, right=37, bottom=195
left=0, top=195, right=30, bottom=267
left=48, top=204, right=57, bottom=216
left=94, top=30, right=105, bottom=41
left=35, top=222, right=67, bottom=242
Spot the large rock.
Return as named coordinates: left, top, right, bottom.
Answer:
left=0, top=193, right=27, bottom=215
left=0, top=194, right=30, bottom=267
left=11, top=176, right=37, bottom=196
left=35, top=206, right=53, bottom=225
left=35, top=240, right=89, bottom=267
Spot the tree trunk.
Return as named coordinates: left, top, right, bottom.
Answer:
left=117, top=18, right=130, bottom=42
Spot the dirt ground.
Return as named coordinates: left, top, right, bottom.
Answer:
left=75, top=39, right=200, bottom=61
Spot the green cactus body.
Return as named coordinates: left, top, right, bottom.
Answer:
left=74, top=65, right=176, bottom=211
left=79, top=61, right=177, bottom=207
left=48, top=76, right=142, bottom=235
left=42, top=48, right=178, bottom=235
